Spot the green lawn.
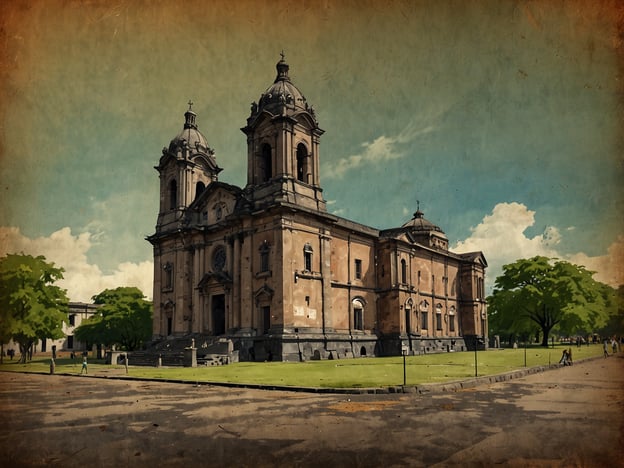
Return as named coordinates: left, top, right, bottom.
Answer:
left=0, top=344, right=605, bottom=388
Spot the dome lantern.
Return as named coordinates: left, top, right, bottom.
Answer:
left=183, top=100, right=197, bottom=130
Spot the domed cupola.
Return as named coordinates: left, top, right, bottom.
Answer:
left=401, top=206, right=448, bottom=250
left=402, top=208, right=444, bottom=233
left=247, top=53, right=318, bottom=123
left=168, top=102, right=213, bottom=155
left=155, top=102, right=222, bottom=228
left=241, top=55, right=326, bottom=212
left=381, top=203, right=449, bottom=250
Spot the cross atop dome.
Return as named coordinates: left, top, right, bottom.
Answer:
left=413, top=200, right=424, bottom=219
left=184, top=100, right=197, bottom=129
left=275, top=51, right=290, bottom=82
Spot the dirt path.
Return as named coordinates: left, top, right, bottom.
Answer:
left=1, top=355, right=622, bottom=467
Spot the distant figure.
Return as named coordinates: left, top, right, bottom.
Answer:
left=612, top=339, right=618, bottom=354
left=7, top=349, right=14, bottom=360
left=567, top=348, right=573, bottom=365
left=559, top=349, right=571, bottom=366
left=81, top=356, right=88, bottom=374
left=603, top=340, right=609, bottom=358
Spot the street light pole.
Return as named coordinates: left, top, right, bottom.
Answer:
left=524, top=339, right=527, bottom=367
left=402, top=348, right=407, bottom=386
left=474, top=337, right=478, bottom=377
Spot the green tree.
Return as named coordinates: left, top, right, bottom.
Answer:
left=597, top=285, right=624, bottom=337
left=488, top=256, right=612, bottom=346
left=74, top=287, right=152, bottom=351
left=0, top=254, right=68, bottom=363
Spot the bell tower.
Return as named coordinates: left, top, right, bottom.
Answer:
left=155, top=102, right=222, bottom=232
left=241, top=54, right=326, bottom=212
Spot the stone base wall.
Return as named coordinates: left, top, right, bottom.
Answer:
left=232, top=332, right=470, bottom=362
left=144, top=332, right=479, bottom=364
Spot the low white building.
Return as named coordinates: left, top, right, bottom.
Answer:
left=39, top=302, right=100, bottom=356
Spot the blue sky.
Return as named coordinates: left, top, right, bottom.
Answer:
left=1, top=0, right=622, bottom=301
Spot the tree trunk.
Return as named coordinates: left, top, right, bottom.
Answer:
left=19, top=343, right=27, bottom=363
left=540, top=325, right=551, bottom=347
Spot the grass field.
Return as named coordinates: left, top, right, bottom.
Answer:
left=0, top=344, right=606, bottom=388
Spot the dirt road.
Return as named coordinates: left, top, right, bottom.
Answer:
left=1, top=355, right=622, bottom=467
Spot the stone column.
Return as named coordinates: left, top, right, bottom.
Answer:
left=183, top=346, right=197, bottom=368
left=233, top=234, right=242, bottom=330
left=320, top=228, right=333, bottom=333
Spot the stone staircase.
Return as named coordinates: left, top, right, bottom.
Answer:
left=126, top=334, right=237, bottom=367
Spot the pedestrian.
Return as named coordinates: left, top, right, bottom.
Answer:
left=612, top=338, right=618, bottom=354
left=81, top=356, right=88, bottom=374
left=603, top=340, right=609, bottom=358
left=567, top=348, right=573, bottom=365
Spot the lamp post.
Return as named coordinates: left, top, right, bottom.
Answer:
left=474, top=337, right=478, bottom=377
left=402, top=346, right=407, bottom=386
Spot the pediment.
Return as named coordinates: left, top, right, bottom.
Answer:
left=191, top=153, right=221, bottom=174
left=190, top=182, right=242, bottom=225
left=254, top=284, right=274, bottom=303
left=197, top=270, right=233, bottom=289
left=459, top=251, right=488, bottom=268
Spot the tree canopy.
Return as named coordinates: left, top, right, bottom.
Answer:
left=0, top=254, right=69, bottom=363
left=488, top=256, right=615, bottom=346
left=74, top=287, right=152, bottom=351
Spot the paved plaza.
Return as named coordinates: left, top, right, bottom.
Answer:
left=1, top=355, right=622, bottom=467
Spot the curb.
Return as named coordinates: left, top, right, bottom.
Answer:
left=3, top=355, right=606, bottom=396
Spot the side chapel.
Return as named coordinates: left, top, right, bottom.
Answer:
left=147, top=56, right=488, bottom=361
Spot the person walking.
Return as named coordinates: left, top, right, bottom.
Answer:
left=80, top=356, right=88, bottom=374
left=603, top=340, right=609, bottom=358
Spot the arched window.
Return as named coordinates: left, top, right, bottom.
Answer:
left=449, top=306, right=456, bottom=332
left=436, top=304, right=443, bottom=330
left=405, top=298, right=413, bottom=334
left=296, top=143, right=308, bottom=182
left=303, top=243, right=313, bottom=272
left=353, top=298, right=364, bottom=331
left=163, top=262, right=173, bottom=290
left=195, top=181, right=205, bottom=201
left=260, top=143, right=272, bottom=183
left=259, top=241, right=270, bottom=272
left=169, top=179, right=177, bottom=210
left=401, top=259, right=407, bottom=284
left=420, top=300, right=429, bottom=330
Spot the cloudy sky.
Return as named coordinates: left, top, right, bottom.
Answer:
left=0, top=0, right=622, bottom=302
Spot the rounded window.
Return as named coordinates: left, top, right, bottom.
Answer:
left=212, top=246, right=226, bottom=271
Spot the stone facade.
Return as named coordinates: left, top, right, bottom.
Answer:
left=147, top=56, right=487, bottom=361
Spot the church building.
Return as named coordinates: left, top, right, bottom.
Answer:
left=147, top=56, right=487, bottom=361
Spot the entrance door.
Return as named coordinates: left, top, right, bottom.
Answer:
left=405, top=307, right=411, bottom=334
left=212, top=294, right=226, bottom=335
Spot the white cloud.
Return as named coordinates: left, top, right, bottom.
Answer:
left=452, top=202, right=624, bottom=292
left=0, top=227, right=153, bottom=302
left=324, top=123, right=435, bottom=179
left=568, top=236, right=624, bottom=288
